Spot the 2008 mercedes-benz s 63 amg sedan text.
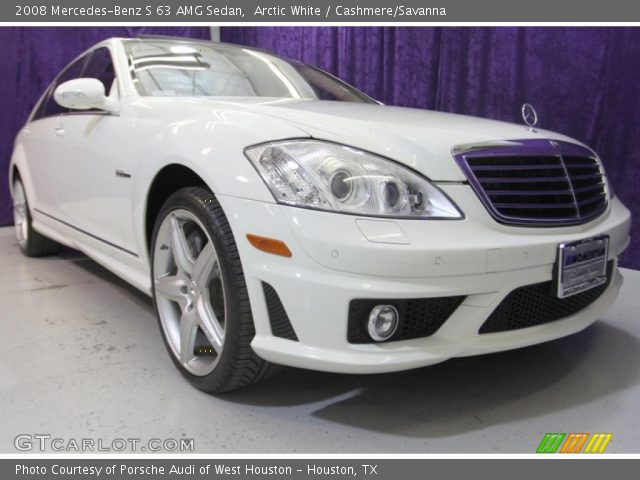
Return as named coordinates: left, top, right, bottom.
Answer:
left=9, top=37, right=631, bottom=392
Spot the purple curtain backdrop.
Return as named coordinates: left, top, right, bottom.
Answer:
left=0, top=28, right=637, bottom=269
left=221, top=27, right=639, bottom=270
left=0, top=27, right=210, bottom=230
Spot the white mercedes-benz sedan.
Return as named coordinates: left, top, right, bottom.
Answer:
left=9, top=37, right=631, bottom=392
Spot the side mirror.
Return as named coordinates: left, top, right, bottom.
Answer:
left=53, top=78, right=118, bottom=113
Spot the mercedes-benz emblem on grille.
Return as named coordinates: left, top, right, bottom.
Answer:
left=521, top=103, right=538, bottom=131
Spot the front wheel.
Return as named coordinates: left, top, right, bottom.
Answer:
left=150, top=187, right=278, bottom=393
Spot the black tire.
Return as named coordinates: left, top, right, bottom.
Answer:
left=12, top=178, right=61, bottom=257
left=150, top=186, right=280, bottom=393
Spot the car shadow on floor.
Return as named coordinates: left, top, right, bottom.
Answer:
left=64, top=248, right=155, bottom=311
left=69, top=248, right=640, bottom=438
left=225, top=319, right=640, bottom=438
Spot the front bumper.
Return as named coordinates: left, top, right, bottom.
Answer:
left=217, top=187, right=631, bottom=374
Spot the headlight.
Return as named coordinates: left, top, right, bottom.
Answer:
left=244, top=140, right=463, bottom=219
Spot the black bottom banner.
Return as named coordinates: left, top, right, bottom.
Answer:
left=3, top=458, right=638, bottom=480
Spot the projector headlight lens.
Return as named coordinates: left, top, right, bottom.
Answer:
left=245, top=140, right=462, bottom=219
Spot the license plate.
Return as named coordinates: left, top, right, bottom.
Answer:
left=556, top=235, right=609, bottom=299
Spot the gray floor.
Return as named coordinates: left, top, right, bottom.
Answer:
left=0, top=226, right=639, bottom=454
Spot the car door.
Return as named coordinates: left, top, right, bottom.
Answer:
left=20, top=53, right=90, bottom=220
left=52, top=46, right=134, bottom=256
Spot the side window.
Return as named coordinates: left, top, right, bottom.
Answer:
left=31, top=53, right=90, bottom=121
left=83, top=47, right=116, bottom=95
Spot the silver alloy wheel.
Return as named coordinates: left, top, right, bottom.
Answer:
left=12, top=180, right=28, bottom=249
left=153, top=209, right=226, bottom=376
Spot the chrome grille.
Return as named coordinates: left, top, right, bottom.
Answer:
left=454, top=140, right=608, bottom=226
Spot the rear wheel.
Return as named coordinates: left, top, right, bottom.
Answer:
left=12, top=178, right=61, bottom=257
left=150, top=187, right=279, bottom=393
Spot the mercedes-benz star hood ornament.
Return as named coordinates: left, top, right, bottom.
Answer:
left=521, top=103, right=538, bottom=132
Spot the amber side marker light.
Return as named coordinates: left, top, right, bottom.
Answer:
left=246, top=234, right=292, bottom=257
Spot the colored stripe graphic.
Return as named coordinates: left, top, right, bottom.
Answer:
left=560, top=434, right=576, bottom=453
left=584, top=433, right=613, bottom=453
left=537, top=433, right=613, bottom=453
left=572, top=433, right=589, bottom=453
left=537, top=433, right=566, bottom=453
left=560, top=433, right=589, bottom=453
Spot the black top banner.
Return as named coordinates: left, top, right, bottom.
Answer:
left=4, top=0, right=640, bottom=22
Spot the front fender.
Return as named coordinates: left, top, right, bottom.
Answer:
left=127, top=105, right=309, bottom=265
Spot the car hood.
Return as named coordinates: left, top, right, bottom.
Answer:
left=210, top=98, right=583, bottom=182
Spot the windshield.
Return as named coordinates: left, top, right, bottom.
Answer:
left=123, top=39, right=375, bottom=103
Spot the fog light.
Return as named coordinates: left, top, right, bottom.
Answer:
left=367, top=305, right=399, bottom=342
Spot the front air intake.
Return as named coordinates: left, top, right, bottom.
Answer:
left=262, top=282, right=298, bottom=341
left=348, top=296, right=466, bottom=344
left=479, top=260, right=614, bottom=334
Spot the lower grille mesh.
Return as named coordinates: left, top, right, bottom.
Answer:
left=348, top=296, right=466, bottom=344
left=479, top=260, right=614, bottom=334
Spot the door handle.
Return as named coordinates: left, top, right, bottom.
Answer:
left=54, top=126, right=65, bottom=136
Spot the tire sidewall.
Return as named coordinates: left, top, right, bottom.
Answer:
left=150, top=187, right=253, bottom=391
left=13, top=178, right=32, bottom=255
